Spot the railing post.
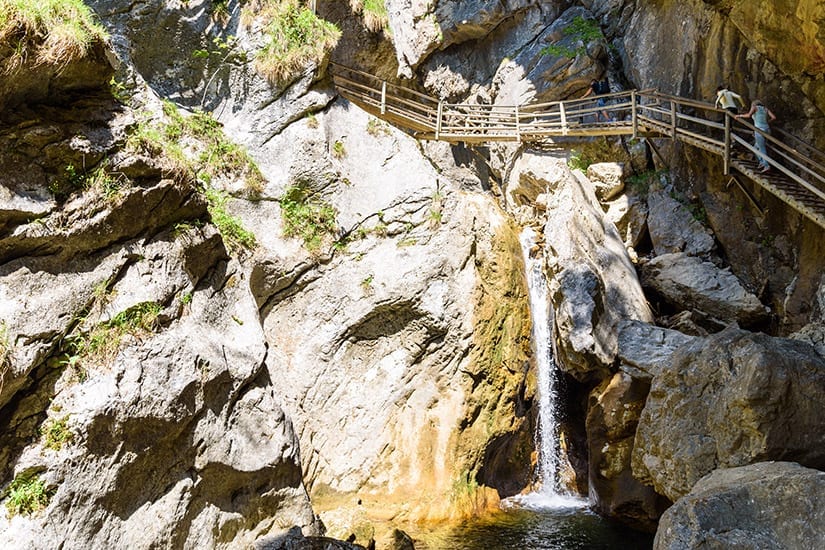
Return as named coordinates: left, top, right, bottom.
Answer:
left=560, top=102, right=568, bottom=136
left=631, top=90, right=638, bottom=139
left=670, top=101, right=677, bottom=140
left=380, top=81, right=387, bottom=116
left=515, top=104, right=521, bottom=142
left=436, top=100, right=443, bottom=140
left=723, top=113, right=731, bottom=175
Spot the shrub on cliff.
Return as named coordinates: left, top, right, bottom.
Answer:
left=0, top=0, right=107, bottom=71
left=243, top=0, right=341, bottom=85
left=350, top=0, right=389, bottom=33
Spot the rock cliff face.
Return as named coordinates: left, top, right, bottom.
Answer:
left=2, top=0, right=825, bottom=547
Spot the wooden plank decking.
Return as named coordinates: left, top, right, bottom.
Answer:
left=330, top=63, right=825, bottom=231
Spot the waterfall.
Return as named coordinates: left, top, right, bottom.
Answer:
left=509, top=227, right=586, bottom=510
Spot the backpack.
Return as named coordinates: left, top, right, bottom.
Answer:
left=597, top=78, right=610, bottom=95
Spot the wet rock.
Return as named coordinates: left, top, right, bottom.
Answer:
left=654, top=462, right=825, bottom=550
left=520, top=152, right=651, bottom=381
left=586, top=372, right=669, bottom=531
left=633, top=327, right=825, bottom=501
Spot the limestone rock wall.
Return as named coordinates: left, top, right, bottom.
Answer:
left=254, top=97, right=533, bottom=521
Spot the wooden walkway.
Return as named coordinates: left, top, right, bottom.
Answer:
left=330, top=63, right=825, bottom=230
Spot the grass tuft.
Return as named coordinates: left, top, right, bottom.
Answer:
left=41, top=415, right=73, bottom=450
left=245, top=0, right=341, bottom=85
left=0, top=0, right=108, bottom=71
left=205, top=188, right=257, bottom=253
left=280, top=184, right=337, bottom=251
left=65, top=301, right=162, bottom=370
left=4, top=473, right=52, bottom=516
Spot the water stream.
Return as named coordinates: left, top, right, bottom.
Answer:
left=413, top=227, right=653, bottom=548
left=510, top=226, right=585, bottom=508
left=412, top=227, right=653, bottom=549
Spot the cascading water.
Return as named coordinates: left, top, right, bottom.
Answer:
left=509, top=227, right=586, bottom=509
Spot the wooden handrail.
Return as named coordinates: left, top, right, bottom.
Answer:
left=329, top=63, right=825, bottom=229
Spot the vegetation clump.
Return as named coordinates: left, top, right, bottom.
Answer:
left=244, top=0, right=341, bottom=85
left=205, top=188, right=257, bottom=253
left=127, top=100, right=265, bottom=194
left=350, top=0, right=388, bottom=33
left=0, top=0, right=108, bottom=71
left=4, top=473, right=52, bottom=516
left=126, top=102, right=262, bottom=255
left=279, top=184, right=338, bottom=251
left=541, top=15, right=603, bottom=58
left=41, top=415, right=73, bottom=450
left=65, top=301, right=162, bottom=370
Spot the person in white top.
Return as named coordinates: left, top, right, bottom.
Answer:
left=715, top=85, right=745, bottom=115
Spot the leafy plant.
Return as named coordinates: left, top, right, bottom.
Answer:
left=4, top=473, right=52, bottom=516
left=360, top=274, right=374, bottom=292
left=205, top=188, right=257, bottom=253
left=245, top=0, right=341, bottom=85
left=541, top=16, right=603, bottom=58
left=305, top=112, right=319, bottom=128
left=41, top=415, right=73, bottom=450
left=109, top=75, right=130, bottom=103
left=567, top=149, right=593, bottom=172
left=0, top=0, right=108, bottom=71
left=366, top=118, right=390, bottom=137
left=428, top=190, right=443, bottom=227
left=332, top=139, right=346, bottom=159
left=279, top=184, right=338, bottom=251
left=212, top=0, right=230, bottom=22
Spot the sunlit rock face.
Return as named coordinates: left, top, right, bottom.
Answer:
left=254, top=97, right=534, bottom=522
left=654, top=462, right=825, bottom=550
left=504, top=151, right=652, bottom=381
left=633, top=327, right=825, bottom=502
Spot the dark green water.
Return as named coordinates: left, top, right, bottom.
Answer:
left=416, top=495, right=654, bottom=550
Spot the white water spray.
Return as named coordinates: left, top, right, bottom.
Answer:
left=509, top=227, right=587, bottom=510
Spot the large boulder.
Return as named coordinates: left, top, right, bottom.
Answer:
left=617, top=320, right=695, bottom=381
left=633, top=327, right=825, bottom=501
left=646, top=187, right=715, bottom=257
left=654, top=462, right=825, bottom=550
left=640, top=253, right=769, bottom=326
left=586, top=372, right=668, bottom=531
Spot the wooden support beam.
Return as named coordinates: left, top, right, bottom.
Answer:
left=727, top=175, right=764, bottom=215
left=723, top=114, right=731, bottom=175
left=646, top=138, right=669, bottom=169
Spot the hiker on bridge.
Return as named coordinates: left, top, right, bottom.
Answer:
left=715, top=84, right=745, bottom=116
left=736, top=99, right=777, bottom=173
left=581, top=77, right=611, bottom=122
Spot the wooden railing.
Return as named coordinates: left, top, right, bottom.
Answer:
left=330, top=63, right=825, bottom=229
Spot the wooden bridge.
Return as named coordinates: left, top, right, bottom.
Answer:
left=330, top=63, right=825, bottom=230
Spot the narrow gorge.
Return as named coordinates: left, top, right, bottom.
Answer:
left=1, top=1, right=824, bottom=549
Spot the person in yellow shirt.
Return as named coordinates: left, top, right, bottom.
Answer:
left=715, top=84, right=745, bottom=115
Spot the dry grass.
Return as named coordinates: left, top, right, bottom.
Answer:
left=0, top=0, right=107, bottom=71
left=243, top=0, right=341, bottom=85
left=350, top=0, right=388, bottom=33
